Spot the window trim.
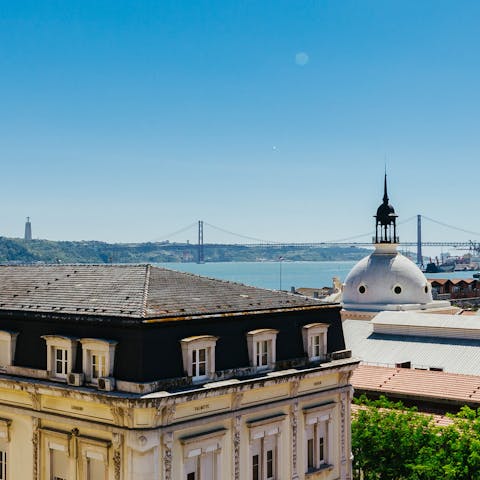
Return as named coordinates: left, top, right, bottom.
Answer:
left=247, top=414, right=285, bottom=480
left=302, top=323, right=329, bottom=362
left=80, top=338, right=117, bottom=384
left=303, top=402, right=336, bottom=473
left=180, top=335, right=218, bottom=382
left=78, top=437, right=110, bottom=480
left=246, top=329, right=279, bottom=371
left=40, top=428, right=72, bottom=480
left=180, top=428, right=226, bottom=480
left=0, top=330, right=19, bottom=371
left=41, top=335, right=78, bottom=380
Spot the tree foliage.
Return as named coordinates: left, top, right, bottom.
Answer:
left=352, top=395, right=480, bottom=480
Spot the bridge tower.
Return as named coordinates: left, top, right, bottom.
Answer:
left=197, top=220, right=204, bottom=264
left=416, top=215, right=423, bottom=266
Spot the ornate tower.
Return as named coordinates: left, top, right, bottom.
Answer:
left=374, top=174, right=398, bottom=244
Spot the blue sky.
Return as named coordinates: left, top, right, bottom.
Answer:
left=1, top=1, right=480, bottom=248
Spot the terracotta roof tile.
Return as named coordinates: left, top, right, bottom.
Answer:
left=352, top=364, right=480, bottom=405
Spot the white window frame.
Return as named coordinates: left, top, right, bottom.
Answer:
left=304, top=403, right=335, bottom=473
left=0, top=419, right=11, bottom=480
left=41, top=335, right=78, bottom=380
left=247, top=414, right=285, bottom=480
left=302, top=323, right=329, bottom=362
left=181, top=428, right=226, bottom=480
left=0, top=330, right=19, bottom=371
left=80, top=338, right=117, bottom=384
left=246, top=329, right=278, bottom=371
left=78, top=437, right=110, bottom=480
left=40, top=429, right=72, bottom=480
left=180, top=335, right=218, bottom=382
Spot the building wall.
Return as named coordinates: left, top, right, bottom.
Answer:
left=0, top=361, right=356, bottom=479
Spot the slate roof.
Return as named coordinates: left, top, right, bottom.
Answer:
left=0, top=264, right=328, bottom=320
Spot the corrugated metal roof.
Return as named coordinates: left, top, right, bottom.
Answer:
left=373, top=311, right=480, bottom=329
left=343, top=319, right=480, bottom=375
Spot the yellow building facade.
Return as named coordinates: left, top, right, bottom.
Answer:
left=0, top=358, right=356, bottom=480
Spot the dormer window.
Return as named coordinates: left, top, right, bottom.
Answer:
left=41, top=335, right=78, bottom=380
left=180, top=335, right=218, bottom=382
left=246, top=329, right=278, bottom=371
left=80, top=339, right=117, bottom=384
left=0, top=331, right=18, bottom=371
left=302, top=323, right=329, bottom=362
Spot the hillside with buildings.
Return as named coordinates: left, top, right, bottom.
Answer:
left=0, top=237, right=371, bottom=264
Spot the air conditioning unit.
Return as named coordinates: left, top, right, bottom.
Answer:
left=67, top=372, right=84, bottom=386
left=98, top=377, right=115, bottom=391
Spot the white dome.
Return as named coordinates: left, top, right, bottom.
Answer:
left=343, top=244, right=433, bottom=311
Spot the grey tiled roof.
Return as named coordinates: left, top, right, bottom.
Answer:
left=0, top=264, right=327, bottom=320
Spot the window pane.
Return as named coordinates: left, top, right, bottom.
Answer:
left=87, top=456, right=106, bottom=480
left=307, top=438, right=314, bottom=470
left=319, top=436, right=325, bottom=463
left=266, top=449, right=273, bottom=478
left=252, top=454, right=259, bottom=480
left=199, top=349, right=206, bottom=362
left=0, top=451, right=6, bottom=480
left=51, top=448, right=68, bottom=480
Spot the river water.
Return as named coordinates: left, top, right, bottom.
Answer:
left=155, top=260, right=479, bottom=291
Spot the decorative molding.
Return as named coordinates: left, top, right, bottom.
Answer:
left=32, top=417, right=39, bottom=480
left=233, top=415, right=241, bottom=480
left=29, top=391, right=41, bottom=411
left=164, top=404, right=176, bottom=425
left=112, top=432, right=123, bottom=480
left=290, top=401, right=299, bottom=479
left=163, top=432, right=173, bottom=480
left=110, top=405, right=125, bottom=427
left=232, top=392, right=243, bottom=411
left=340, top=391, right=347, bottom=480
left=290, top=378, right=300, bottom=398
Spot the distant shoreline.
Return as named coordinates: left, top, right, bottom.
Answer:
left=0, top=237, right=374, bottom=264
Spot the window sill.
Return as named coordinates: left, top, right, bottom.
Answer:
left=305, top=464, right=333, bottom=478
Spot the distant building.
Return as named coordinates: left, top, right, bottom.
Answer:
left=24, top=216, right=32, bottom=241
left=351, top=364, right=480, bottom=413
left=0, top=264, right=358, bottom=479
left=341, top=175, right=456, bottom=320
left=344, top=310, right=480, bottom=375
left=429, top=278, right=479, bottom=299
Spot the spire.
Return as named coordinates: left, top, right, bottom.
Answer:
left=374, top=172, right=398, bottom=245
left=383, top=172, right=389, bottom=204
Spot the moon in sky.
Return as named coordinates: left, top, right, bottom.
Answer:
left=295, top=52, right=309, bottom=66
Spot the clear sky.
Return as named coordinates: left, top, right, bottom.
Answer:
left=1, top=0, right=480, bottom=247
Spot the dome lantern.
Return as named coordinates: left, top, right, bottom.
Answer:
left=374, top=174, right=398, bottom=244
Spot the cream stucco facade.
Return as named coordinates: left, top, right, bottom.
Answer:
left=0, top=358, right=357, bottom=480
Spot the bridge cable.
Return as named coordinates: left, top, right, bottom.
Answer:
left=421, top=216, right=480, bottom=237
left=150, top=222, right=198, bottom=243
left=203, top=222, right=281, bottom=244
left=322, top=215, right=416, bottom=244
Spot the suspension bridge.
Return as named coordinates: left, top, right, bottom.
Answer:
left=151, top=215, right=480, bottom=264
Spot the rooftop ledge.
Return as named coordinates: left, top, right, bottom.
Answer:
left=0, top=352, right=358, bottom=398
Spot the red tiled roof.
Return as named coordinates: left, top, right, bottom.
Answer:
left=428, top=278, right=477, bottom=285
left=351, top=364, right=480, bottom=405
